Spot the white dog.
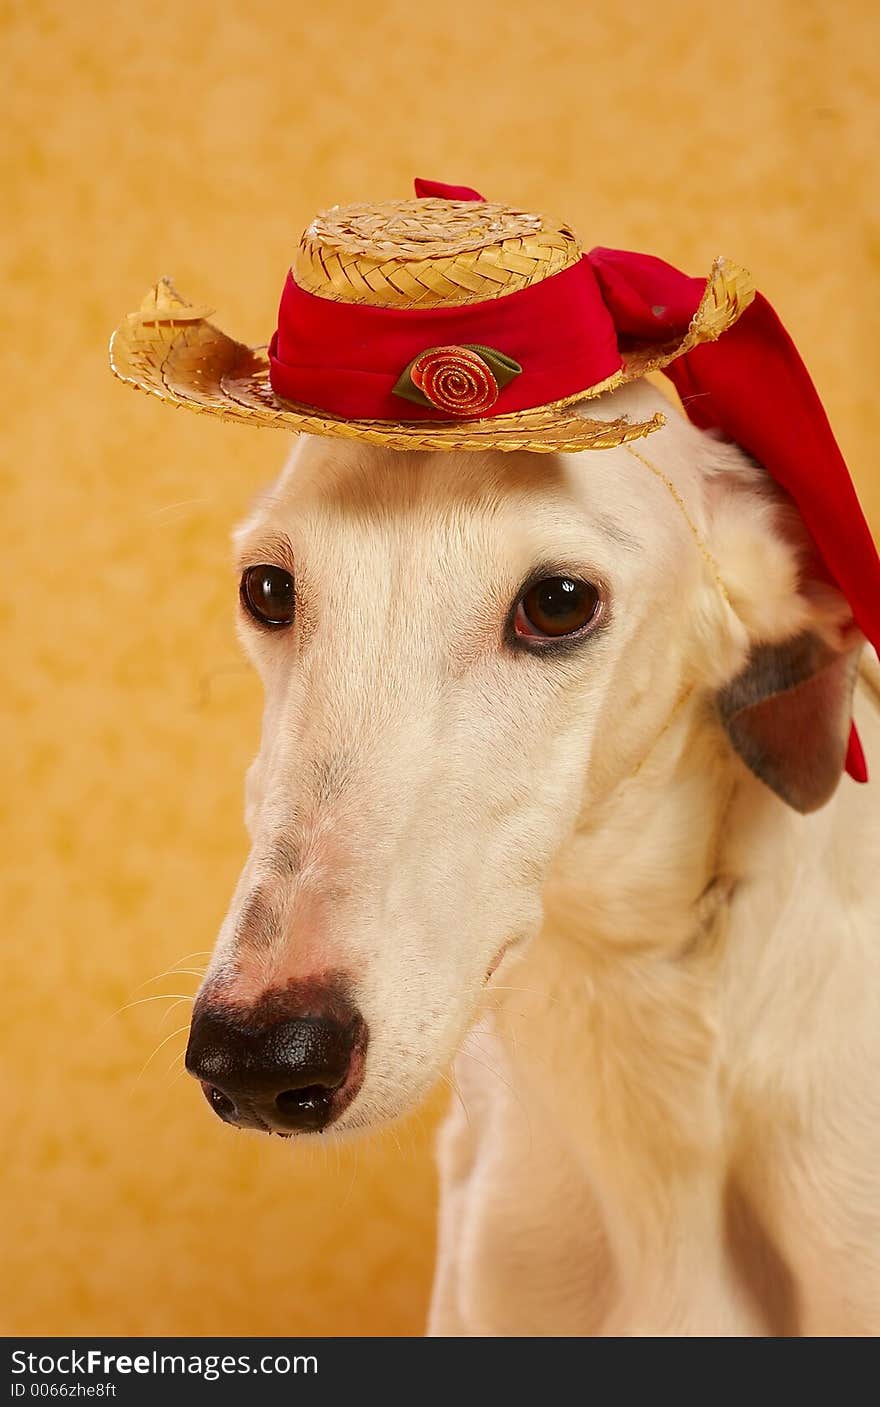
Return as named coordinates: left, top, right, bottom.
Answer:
left=185, top=378, right=879, bottom=1336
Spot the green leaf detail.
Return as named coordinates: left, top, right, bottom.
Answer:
left=463, top=345, right=523, bottom=388
left=391, top=359, right=433, bottom=407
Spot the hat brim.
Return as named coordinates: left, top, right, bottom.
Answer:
left=109, top=257, right=751, bottom=453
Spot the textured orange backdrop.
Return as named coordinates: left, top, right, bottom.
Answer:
left=2, top=0, right=878, bottom=1338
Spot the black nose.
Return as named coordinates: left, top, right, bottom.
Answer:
left=185, top=1000, right=366, bottom=1134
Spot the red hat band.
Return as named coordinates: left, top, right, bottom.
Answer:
left=268, top=257, right=624, bottom=423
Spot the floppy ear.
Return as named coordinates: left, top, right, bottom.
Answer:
left=716, top=631, right=863, bottom=813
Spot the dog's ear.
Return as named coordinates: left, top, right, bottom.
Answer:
left=716, top=630, right=863, bottom=813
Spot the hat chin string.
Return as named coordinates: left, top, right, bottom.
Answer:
left=618, top=441, right=760, bottom=790
left=624, top=444, right=731, bottom=610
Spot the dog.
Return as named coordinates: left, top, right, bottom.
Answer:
left=184, top=377, right=880, bottom=1336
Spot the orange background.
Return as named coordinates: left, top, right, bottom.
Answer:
left=2, top=0, right=877, bottom=1336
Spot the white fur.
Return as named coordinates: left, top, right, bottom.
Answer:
left=201, top=380, right=880, bottom=1336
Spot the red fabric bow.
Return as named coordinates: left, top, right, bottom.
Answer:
left=413, top=177, right=486, bottom=201
left=585, top=247, right=877, bottom=781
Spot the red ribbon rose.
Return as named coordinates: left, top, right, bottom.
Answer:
left=410, top=346, right=500, bottom=416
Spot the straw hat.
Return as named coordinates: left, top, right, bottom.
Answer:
left=109, top=179, right=755, bottom=454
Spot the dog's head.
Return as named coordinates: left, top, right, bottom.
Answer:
left=185, top=381, right=862, bottom=1135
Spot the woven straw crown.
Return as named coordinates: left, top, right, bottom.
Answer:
left=293, top=198, right=581, bottom=308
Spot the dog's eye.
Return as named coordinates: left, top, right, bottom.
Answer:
left=514, top=577, right=600, bottom=641
left=240, top=565, right=295, bottom=628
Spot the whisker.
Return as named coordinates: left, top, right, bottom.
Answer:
left=457, top=1047, right=524, bottom=1108
left=130, top=955, right=210, bottom=995
left=97, top=992, right=197, bottom=1034
left=159, top=997, right=198, bottom=1031
left=114, top=992, right=196, bottom=1019
left=460, top=1040, right=535, bottom=1150
left=146, top=497, right=211, bottom=518
left=488, top=983, right=565, bottom=1009
left=338, top=1141, right=361, bottom=1212
left=437, top=1069, right=471, bottom=1129
left=164, top=1048, right=187, bottom=1080
left=135, top=1024, right=191, bottom=1084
